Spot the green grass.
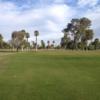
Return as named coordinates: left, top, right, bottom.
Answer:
left=0, top=50, right=100, bottom=100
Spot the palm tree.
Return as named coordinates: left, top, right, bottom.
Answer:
left=26, top=32, right=30, bottom=43
left=26, top=32, right=30, bottom=50
left=34, top=30, right=39, bottom=51
left=47, top=40, right=50, bottom=48
left=52, top=40, right=55, bottom=48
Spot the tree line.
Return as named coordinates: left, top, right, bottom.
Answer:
left=61, top=17, right=100, bottom=50
left=0, top=17, right=100, bottom=51
left=0, top=30, right=56, bottom=51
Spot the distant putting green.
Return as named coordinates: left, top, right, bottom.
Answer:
left=0, top=50, right=100, bottom=100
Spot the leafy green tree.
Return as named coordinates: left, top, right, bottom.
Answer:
left=88, top=42, right=95, bottom=50
left=34, top=30, right=39, bottom=51
left=0, top=34, right=3, bottom=48
left=2, top=42, right=10, bottom=49
left=0, top=34, right=10, bottom=49
left=67, top=40, right=74, bottom=50
left=81, top=29, right=94, bottom=50
left=0, top=34, right=3, bottom=41
left=41, top=40, right=45, bottom=49
left=93, top=38, right=100, bottom=50
left=61, top=30, right=71, bottom=49
left=62, top=17, right=94, bottom=50
left=11, top=30, right=26, bottom=51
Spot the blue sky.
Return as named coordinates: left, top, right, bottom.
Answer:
left=0, top=0, right=100, bottom=44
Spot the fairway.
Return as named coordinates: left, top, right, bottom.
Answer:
left=0, top=51, right=100, bottom=100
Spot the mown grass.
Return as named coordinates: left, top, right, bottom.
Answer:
left=0, top=50, right=100, bottom=100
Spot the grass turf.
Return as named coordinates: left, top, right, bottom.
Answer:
left=0, top=50, right=100, bottom=100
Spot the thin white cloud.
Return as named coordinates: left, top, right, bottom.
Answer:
left=78, top=0, right=99, bottom=7
left=0, top=2, right=16, bottom=11
left=54, top=0, right=65, bottom=4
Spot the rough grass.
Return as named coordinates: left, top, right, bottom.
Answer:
left=0, top=50, right=100, bottom=100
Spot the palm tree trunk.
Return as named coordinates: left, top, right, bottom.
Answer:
left=36, top=36, right=37, bottom=52
left=27, top=38, right=28, bottom=51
